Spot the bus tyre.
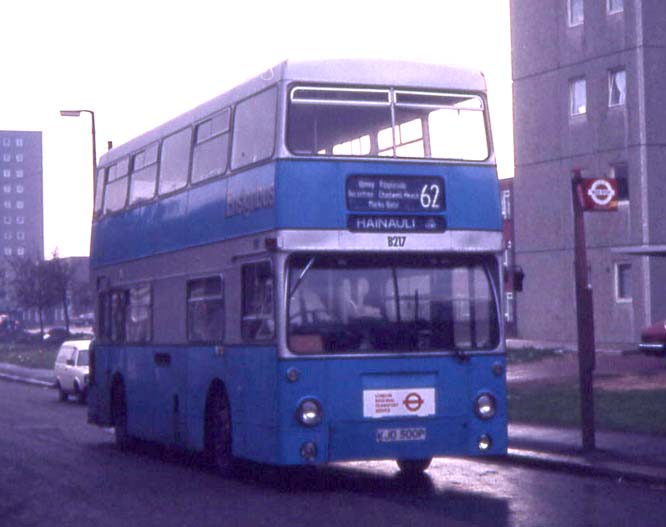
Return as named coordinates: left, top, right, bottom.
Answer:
left=396, top=458, right=432, bottom=476
left=205, top=388, right=235, bottom=476
left=111, top=382, right=132, bottom=449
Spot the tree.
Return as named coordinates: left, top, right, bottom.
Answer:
left=8, top=256, right=54, bottom=337
left=48, top=251, right=75, bottom=332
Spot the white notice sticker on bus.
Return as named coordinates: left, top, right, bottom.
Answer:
left=363, top=388, right=435, bottom=418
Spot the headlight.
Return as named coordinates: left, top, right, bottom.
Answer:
left=474, top=393, right=496, bottom=420
left=297, top=398, right=322, bottom=426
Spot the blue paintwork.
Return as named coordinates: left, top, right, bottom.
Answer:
left=90, top=343, right=507, bottom=464
left=91, top=159, right=500, bottom=269
left=88, top=156, right=507, bottom=466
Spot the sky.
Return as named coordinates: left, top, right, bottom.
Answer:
left=0, top=0, right=513, bottom=258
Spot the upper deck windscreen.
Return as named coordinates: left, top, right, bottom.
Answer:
left=287, top=86, right=489, bottom=161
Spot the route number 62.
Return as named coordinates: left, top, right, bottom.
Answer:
left=420, top=184, right=441, bottom=209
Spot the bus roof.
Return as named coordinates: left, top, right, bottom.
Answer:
left=99, top=59, right=487, bottom=167
left=280, top=59, right=487, bottom=92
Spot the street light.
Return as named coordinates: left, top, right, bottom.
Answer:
left=59, top=109, right=97, bottom=203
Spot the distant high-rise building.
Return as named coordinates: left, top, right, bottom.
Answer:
left=511, top=0, right=666, bottom=345
left=0, top=130, right=44, bottom=310
left=0, top=130, right=44, bottom=260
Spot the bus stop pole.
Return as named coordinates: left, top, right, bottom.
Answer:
left=571, top=171, right=596, bottom=451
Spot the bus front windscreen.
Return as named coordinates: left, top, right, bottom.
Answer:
left=287, top=86, right=489, bottom=161
left=287, top=254, right=499, bottom=355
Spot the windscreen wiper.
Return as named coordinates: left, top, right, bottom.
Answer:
left=288, top=256, right=316, bottom=299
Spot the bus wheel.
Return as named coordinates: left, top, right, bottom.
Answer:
left=111, top=381, right=132, bottom=449
left=205, top=387, right=235, bottom=476
left=396, top=458, right=432, bottom=475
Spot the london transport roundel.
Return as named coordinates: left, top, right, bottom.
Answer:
left=580, top=178, right=619, bottom=211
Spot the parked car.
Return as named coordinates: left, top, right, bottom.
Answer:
left=53, top=340, right=91, bottom=403
left=43, top=327, right=71, bottom=345
left=639, top=320, right=666, bottom=356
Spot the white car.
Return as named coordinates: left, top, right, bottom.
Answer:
left=54, top=339, right=91, bottom=403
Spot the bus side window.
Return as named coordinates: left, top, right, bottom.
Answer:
left=110, top=291, right=128, bottom=344
left=129, top=142, right=159, bottom=205
left=192, top=109, right=230, bottom=184
left=187, top=276, right=224, bottom=343
left=159, top=128, right=192, bottom=195
left=126, top=285, right=152, bottom=344
left=241, top=262, right=274, bottom=341
left=97, top=292, right=110, bottom=342
left=94, top=167, right=107, bottom=216
left=231, top=87, right=277, bottom=170
left=104, top=158, right=130, bottom=214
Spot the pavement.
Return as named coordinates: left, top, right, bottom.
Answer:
left=2, top=348, right=666, bottom=486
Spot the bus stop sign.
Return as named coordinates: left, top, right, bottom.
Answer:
left=578, top=178, right=618, bottom=211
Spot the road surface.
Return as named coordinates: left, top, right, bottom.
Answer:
left=1, top=380, right=664, bottom=527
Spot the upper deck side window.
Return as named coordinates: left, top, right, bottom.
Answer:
left=159, top=127, right=192, bottom=196
left=231, top=87, right=278, bottom=171
left=94, top=167, right=106, bottom=215
left=286, top=86, right=489, bottom=162
left=103, top=157, right=130, bottom=214
left=93, top=85, right=278, bottom=219
left=192, top=108, right=231, bottom=184
left=129, top=142, right=159, bottom=205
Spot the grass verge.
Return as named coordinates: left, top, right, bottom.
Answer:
left=509, top=381, right=666, bottom=436
left=506, top=346, right=568, bottom=364
left=0, top=343, right=59, bottom=369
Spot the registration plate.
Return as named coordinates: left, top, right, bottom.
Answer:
left=376, top=427, right=427, bottom=443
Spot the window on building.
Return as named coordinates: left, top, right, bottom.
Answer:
left=608, top=0, right=623, bottom=14
left=16, top=169, right=23, bottom=178
left=3, top=184, right=11, bottom=193
left=3, top=201, right=10, bottom=209
left=3, top=248, right=11, bottom=256
left=3, top=216, right=11, bottom=225
left=568, top=0, right=584, bottom=26
left=15, top=154, right=23, bottom=163
left=192, top=109, right=231, bottom=184
left=611, top=163, right=629, bottom=201
left=2, top=154, right=10, bottom=162
left=615, top=262, right=632, bottom=301
left=241, top=261, right=274, bottom=341
left=17, top=231, right=24, bottom=240
left=570, top=78, right=587, bottom=116
left=2, top=169, right=9, bottom=178
left=187, top=276, right=224, bottom=343
left=15, top=138, right=23, bottom=147
left=2, top=138, right=10, bottom=147
left=609, top=69, right=626, bottom=107
left=231, top=87, right=277, bottom=171
left=15, top=184, right=23, bottom=194
left=158, top=128, right=192, bottom=195
left=16, top=201, right=23, bottom=209
left=3, top=232, right=11, bottom=240
left=17, top=247, right=24, bottom=256
left=129, top=142, right=159, bottom=205
left=16, top=216, right=24, bottom=224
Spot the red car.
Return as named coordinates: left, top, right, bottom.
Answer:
left=639, top=320, right=666, bottom=355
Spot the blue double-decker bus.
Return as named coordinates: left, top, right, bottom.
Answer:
left=87, top=59, right=506, bottom=475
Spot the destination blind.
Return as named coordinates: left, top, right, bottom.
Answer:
left=346, top=175, right=446, bottom=232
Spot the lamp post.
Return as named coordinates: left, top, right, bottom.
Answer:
left=60, top=109, right=97, bottom=203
